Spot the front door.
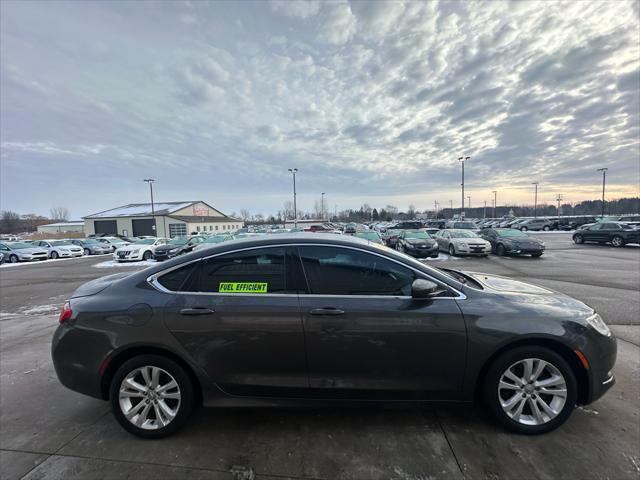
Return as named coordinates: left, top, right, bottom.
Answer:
left=161, top=246, right=308, bottom=395
left=295, top=245, right=466, bottom=400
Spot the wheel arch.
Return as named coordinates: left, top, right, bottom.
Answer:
left=474, top=337, right=590, bottom=405
left=100, top=345, right=203, bottom=406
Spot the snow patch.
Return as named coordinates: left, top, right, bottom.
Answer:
left=93, top=260, right=158, bottom=269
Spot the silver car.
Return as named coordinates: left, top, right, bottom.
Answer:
left=435, top=229, right=491, bottom=256
left=0, top=242, right=49, bottom=263
left=97, top=237, right=130, bottom=253
left=31, top=240, right=84, bottom=259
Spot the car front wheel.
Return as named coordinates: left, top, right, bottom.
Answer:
left=84, top=248, right=91, bottom=256
left=611, top=236, right=624, bottom=247
left=543, top=226, right=550, bottom=231
left=573, top=235, right=583, bottom=244
left=448, top=244, right=456, bottom=256
left=496, top=244, right=506, bottom=256
left=520, top=226, right=528, bottom=231
left=9, top=254, right=19, bottom=263
left=109, top=354, right=195, bottom=439
left=51, top=251, right=59, bottom=259
left=143, top=250, right=153, bottom=261
left=484, top=346, right=577, bottom=434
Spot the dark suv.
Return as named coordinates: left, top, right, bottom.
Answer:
left=573, top=222, right=639, bottom=247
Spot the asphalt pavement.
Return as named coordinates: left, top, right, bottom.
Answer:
left=1, top=233, right=639, bottom=479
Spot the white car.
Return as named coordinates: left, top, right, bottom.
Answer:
left=97, top=237, right=130, bottom=253
left=434, top=229, right=491, bottom=256
left=113, top=237, right=168, bottom=262
left=31, top=240, right=84, bottom=259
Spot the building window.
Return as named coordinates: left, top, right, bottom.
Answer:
left=196, top=226, right=200, bottom=232
left=169, top=223, right=187, bottom=238
left=215, top=226, right=218, bottom=231
left=209, top=226, right=213, bottom=231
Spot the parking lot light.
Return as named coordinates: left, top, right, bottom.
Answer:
left=532, top=182, right=539, bottom=218
left=597, top=168, right=608, bottom=219
left=492, top=190, right=497, bottom=218
left=143, top=179, right=156, bottom=233
left=458, top=156, right=470, bottom=218
left=288, top=168, right=298, bottom=227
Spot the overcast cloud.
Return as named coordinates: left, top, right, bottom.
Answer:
left=1, top=0, right=638, bottom=218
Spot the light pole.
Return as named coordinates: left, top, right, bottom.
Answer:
left=532, top=182, right=539, bottom=218
left=467, top=196, right=471, bottom=211
left=556, top=194, right=563, bottom=219
left=321, top=192, right=325, bottom=220
left=288, top=168, right=298, bottom=227
left=492, top=190, right=497, bottom=218
left=483, top=200, right=487, bottom=219
left=597, top=168, right=607, bottom=218
left=143, top=179, right=156, bottom=234
left=458, top=156, right=470, bottom=218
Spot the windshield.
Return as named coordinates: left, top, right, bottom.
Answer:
left=405, top=231, right=430, bottom=239
left=205, top=236, right=226, bottom=243
left=454, top=222, right=476, bottom=228
left=9, top=242, right=33, bottom=249
left=51, top=240, right=73, bottom=246
left=134, top=239, right=156, bottom=245
left=496, top=229, right=528, bottom=238
left=82, top=239, right=100, bottom=244
left=355, top=232, right=380, bottom=241
left=169, top=238, right=188, bottom=245
left=450, top=231, right=479, bottom=238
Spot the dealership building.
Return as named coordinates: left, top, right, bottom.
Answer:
left=83, top=201, right=243, bottom=238
left=37, top=221, right=86, bottom=234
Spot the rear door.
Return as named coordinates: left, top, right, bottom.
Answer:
left=159, top=246, right=309, bottom=395
left=295, top=245, right=466, bottom=399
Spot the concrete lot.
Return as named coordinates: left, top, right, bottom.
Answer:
left=1, top=233, right=639, bottom=479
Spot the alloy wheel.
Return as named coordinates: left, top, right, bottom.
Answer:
left=612, top=236, right=623, bottom=247
left=118, top=366, right=181, bottom=430
left=84, top=248, right=90, bottom=256
left=498, top=358, right=567, bottom=426
left=574, top=235, right=583, bottom=244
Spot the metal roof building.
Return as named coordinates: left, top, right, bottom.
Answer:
left=83, top=201, right=243, bottom=238
left=37, top=221, right=85, bottom=233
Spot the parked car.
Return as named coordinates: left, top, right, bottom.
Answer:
left=518, top=218, right=553, bottom=231
left=396, top=230, right=439, bottom=258
left=445, top=221, right=479, bottom=231
left=114, top=238, right=169, bottom=262
left=0, top=252, right=4, bottom=264
left=480, top=229, right=545, bottom=257
left=52, top=233, right=616, bottom=438
left=435, top=229, right=491, bottom=257
left=153, top=236, right=206, bottom=261
left=382, top=228, right=404, bottom=247
left=70, top=238, right=113, bottom=256
left=424, top=220, right=446, bottom=230
left=572, top=222, right=640, bottom=247
left=353, top=231, right=384, bottom=244
left=305, top=225, right=335, bottom=233
left=31, top=240, right=83, bottom=259
left=97, top=237, right=131, bottom=253
left=193, top=235, right=232, bottom=251
left=343, top=223, right=358, bottom=234
left=0, top=242, right=49, bottom=263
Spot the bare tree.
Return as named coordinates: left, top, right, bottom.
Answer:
left=0, top=210, right=21, bottom=233
left=282, top=201, right=294, bottom=220
left=240, top=209, right=251, bottom=221
left=408, top=204, right=416, bottom=218
left=50, top=207, right=69, bottom=221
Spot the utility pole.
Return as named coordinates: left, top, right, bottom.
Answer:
left=467, top=196, right=471, bottom=211
left=483, top=200, right=487, bottom=219
left=143, top=179, right=156, bottom=234
left=492, top=190, right=497, bottom=218
left=458, top=156, right=470, bottom=219
left=597, top=168, right=607, bottom=218
left=434, top=200, right=439, bottom=218
left=321, top=192, right=325, bottom=220
left=288, top=168, right=298, bottom=227
left=556, top=194, right=563, bottom=219
left=532, top=182, right=539, bottom=218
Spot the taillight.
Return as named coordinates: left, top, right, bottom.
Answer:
left=59, top=302, right=72, bottom=324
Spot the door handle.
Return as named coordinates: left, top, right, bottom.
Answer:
left=179, top=307, right=215, bottom=316
left=308, top=308, right=345, bottom=316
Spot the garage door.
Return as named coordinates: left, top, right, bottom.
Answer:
left=93, top=220, right=117, bottom=235
left=132, top=219, right=155, bottom=237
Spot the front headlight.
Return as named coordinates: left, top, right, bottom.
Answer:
left=586, top=313, right=611, bottom=336
left=169, top=248, right=178, bottom=253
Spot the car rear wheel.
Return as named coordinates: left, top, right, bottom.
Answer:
left=109, top=354, right=195, bottom=439
left=573, top=235, right=583, bottom=244
left=448, top=244, right=456, bottom=256
left=9, top=254, right=19, bottom=263
left=496, top=244, right=506, bottom=256
left=484, top=346, right=577, bottom=434
left=51, top=251, right=59, bottom=259
left=611, top=236, right=624, bottom=248
left=543, top=226, right=550, bottom=231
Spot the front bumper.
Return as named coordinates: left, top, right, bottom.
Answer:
left=582, top=328, right=618, bottom=404
left=154, top=250, right=180, bottom=261
left=504, top=244, right=545, bottom=255
left=19, top=254, right=48, bottom=261
left=405, top=244, right=439, bottom=258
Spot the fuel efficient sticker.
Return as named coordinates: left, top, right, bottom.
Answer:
left=218, top=282, right=268, bottom=293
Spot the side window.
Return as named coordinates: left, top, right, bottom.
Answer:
left=298, top=246, right=414, bottom=296
left=157, top=263, right=197, bottom=292
left=589, top=224, right=602, bottom=230
left=603, top=223, right=619, bottom=230
left=196, top=247, right=288, bottom=294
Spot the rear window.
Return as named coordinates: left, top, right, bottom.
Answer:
left=157, top=263, right=197, bottom=291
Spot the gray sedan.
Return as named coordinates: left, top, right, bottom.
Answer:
left=0, top=242, right=49, bottom=263
left=52, top=234, right=616, bottom=438
left=70, top=239, right=113, bottom=255
left=434, top=229, right=491, bottom=256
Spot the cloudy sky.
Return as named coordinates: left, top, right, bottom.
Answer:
left=1, top=0, right=638, bottom=219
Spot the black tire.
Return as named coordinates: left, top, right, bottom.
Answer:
left=573, top=235, right=583, bottom=244
left=496, top=244, right=506, bottom=256
left=109, top=354, right=195, bottom=439
left=543, top=226, right=550, bottom=231
left=84, top=248, right=91, bottom=256
left=448, top=244, right=456, bottom=256
left=520, top=226, right=528, bottom=231
left=483, top=345, right=577, bottom=435
left=143, top=250, right=153, bottom=261
left=611, top=236, right=624, bottom=248
left=9, top=254, right=19, bottom=263
left=51, top=251, right=59, bottom=260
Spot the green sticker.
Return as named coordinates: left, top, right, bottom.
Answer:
left=218, top=282, right=268, bottom=293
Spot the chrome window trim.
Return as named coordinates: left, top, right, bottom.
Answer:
left=146, top=243, right=466, bottom=300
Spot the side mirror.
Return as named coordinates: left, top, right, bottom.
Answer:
left=411, top=279, right=440, bottom=298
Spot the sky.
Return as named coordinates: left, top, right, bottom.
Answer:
left=1, top=0, right=639, bottom=219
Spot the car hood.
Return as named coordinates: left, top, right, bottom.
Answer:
left=155, top=244, right=183, bottom=252
left=499, top=237, right=543, bottom=246
left=71, top=272, right=133, bottom=298
left=465, top=272, right=552, bottom=294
